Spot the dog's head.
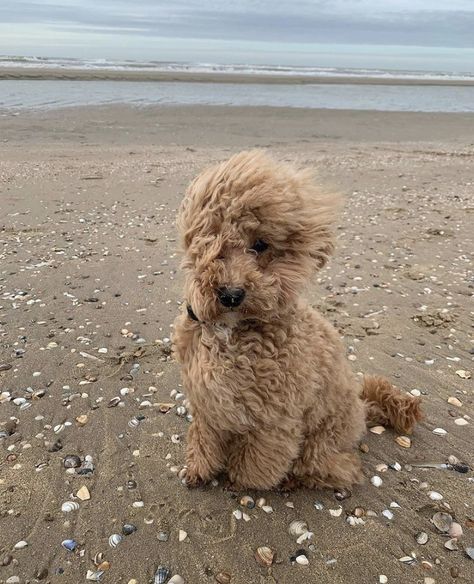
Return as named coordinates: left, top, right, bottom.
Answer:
left=177, top=150, right=340, bottom=325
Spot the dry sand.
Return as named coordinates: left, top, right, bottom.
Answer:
left=0, top=105, right=473, bottom=584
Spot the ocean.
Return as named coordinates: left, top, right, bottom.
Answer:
left=1, top=56, right=474, bottom=112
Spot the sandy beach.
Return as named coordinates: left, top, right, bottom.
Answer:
left=1, top=104, right=473, bottom=584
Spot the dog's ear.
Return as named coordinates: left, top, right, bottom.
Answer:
left=296, top=169, right=342, bottom=271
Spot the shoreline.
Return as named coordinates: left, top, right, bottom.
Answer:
left=1, top=66, right=474, bottom=86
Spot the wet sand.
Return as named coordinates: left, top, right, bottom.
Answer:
left=1, top=66, right=474, bottom=86
left=0, top=105, right=473, bottom=584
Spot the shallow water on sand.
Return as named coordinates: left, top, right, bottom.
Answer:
left=1, top=80, right=474, bottom=112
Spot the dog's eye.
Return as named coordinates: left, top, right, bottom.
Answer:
left=250, top=239, right=269, bottom=253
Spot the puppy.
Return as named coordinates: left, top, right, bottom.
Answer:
left=173, top=150, right=421, bottom=491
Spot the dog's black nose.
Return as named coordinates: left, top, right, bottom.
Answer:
left=217, top=287, right=246, bottom=308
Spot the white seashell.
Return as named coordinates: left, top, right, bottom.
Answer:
left=61, top=501, right=80, bottom=512
left=242, top=512, right=251, bottom=522
left=128, top=417, right=140, bottom=428
left=13, top=397, right=27, bottom=406
left=382, top=510, right=394, bottom=520
left=432, top=427, right=447, bottom=436
left=431, top=512, right=453, bottom=532
left=448, top=522, right=463, bottom=538
left=375, top=464, right=388, bottom=473
left=86, top=570, right=105, bottom=581
left=416, top=532, right=429, bottom=545
left=295, top=554, right=309, bottom=566
left=346, top=516, right=365, bottom=526
left=169, top=576, right=184, bottom=584
left=288, top=520, right=309, bottom=537
left=14, top=540, right=28, bottom=550
left=428, top=491, right=443, bottom=501
left=262, top=505, right=273, bottom=514
left=329, top=506, right=343, bottom=517
left=132, top=501, right=144, bottom=508
left=369, top=425, right=385, bottom=434
left=296, top=531, right=313, bottom=544
left=445, top=538, right=458, bottom=551
left=54, top=424, right=65, bottom=434
left=313, top=501, right=324, bottom=510
left=390, top=502, right=400, bottom=508
left=399, top=556, right=416, bottom=565
left=447, top=397, right=462, bottom=407
left=454, top=418, right=468, bottom=426
left=390, top=462, right=402, bottom=471
left=379, top=576, right=388, bottom=584
left=233, top=510, right=242, bottom=520
left=410, top=389, right=421, bottom=397
left=178, top=530, right=187, bottom=542
left=171, top=434, right=180, bottom=444
left=109, top=533, right=123, bottom=548
left=370, top=475, right=383, bottom=487
left=256, top=497, right=266, bottom=508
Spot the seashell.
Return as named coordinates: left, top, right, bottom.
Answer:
left=108, top=534, right=122, bottom=548
left=382, top=510, right=394, bottom=520
left=144, top=515, right=154, bottom=525
left=20, top=401, right=32, bottom=410
left=94, top=552, right=105, bottom=566
left=13, top=397, right=27, bottom=406
left=455, top=369, right=471, bottom=379
left=168, top=576, right=184, bottom=584
left=86, top=570, right=104, bottom=581
left=97, top=561, right=110, bottom=571
left=176, top=406, right=187, bottom=417
left=445, top=538, right=458, bottom=551
left=63, top=454, right=81, bottom=469
left=232, top=510, right=242, bottom=520
left=61, top=501, right=80, bottom=512
left=157, top=531, right=169, bottom=542
left=132, top=501, right=144, bottom=508
left=454, top=418, right=468, bottom=426
left=154, top=566, right=171, bottom=584
left=416, top=531, right=428, bottom=545
left=255, top=546, right=275, bottom=567
left=389, top=462, right=402, bottom=471
left=329, top=506, right=343, bottom=517
left=178, top=529, right=187, bottom=542
left=256, top=497, right=266, bottom=508
left=399, top=556, right=416, bottom=565
left=375, top=464, right=388, bottom=473
left=421, top=561, right=433, bottom=570
left=288, top=520, right=309, bottom=537
left=240, top=496, right=255, bottom=509
left=122, top=523, right=137, bottom=536
left=410, top=389, right=421, bottom=397
left=54, top=423, right=65, bottom=433
left=262, top=505, right=273, bottom=514
left=346, top=516, right=365, bottom=526
left=14, top=540, right=28, bottom=550
left=33, top=389, right=46, bottom=399
left=76, top=415, right=88, bottom=426
left=431, top=512, right=453, bottom=533
left=359, top=442, right=369, bottom=453
left=465, top=546, right=474, bottom=560
left=448, top=522, right=463, bottom=538
left=370, top=475, right=383, bottom=487
left=128, top=417, right=140, bottom=428
left=428, top=490, right=443, bottom=501
left=77, top=486, right=91, bottom=501
left=108, top=397, right=121, bottom=408
left=369, top=425, right=385, bottom=434
left=352, top=507, right=365, bottom=518
left=313, top=501, right=324, bottom=510
left=61, top=539, right=77, bottom=551
left=390, top=501, right=400, bottom=509
left=379, top=576, right=388, bottom=584
left=215, top=572, right=231, bottom=584
left=432, top=427, right=447, bottom=436
left=295, top=552, right=309, bottom=566
left=395, top=436, right=411, bottom=448
left=296, top=531, right=313, bottom=544
left=447, top=397, right=462, bottom=407
left=171, top=434, right=181, bottom=444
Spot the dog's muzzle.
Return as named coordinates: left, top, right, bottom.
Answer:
left=217, top=287, right=246, bottom=308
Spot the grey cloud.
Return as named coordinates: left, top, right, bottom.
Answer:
left=0, top=1, right=473, bottom=48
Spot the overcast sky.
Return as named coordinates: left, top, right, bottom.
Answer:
left=0, top=1, right=473, bottom=71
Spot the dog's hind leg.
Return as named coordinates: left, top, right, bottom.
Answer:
left=185, top=413, right=229, bottom=488
left=226, top=426, right=301, bottom=491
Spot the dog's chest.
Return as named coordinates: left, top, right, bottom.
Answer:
left=184, top=325, right=291, bottom=431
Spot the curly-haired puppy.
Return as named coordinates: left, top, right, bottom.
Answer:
left=173, top=150, right=421, bottom=491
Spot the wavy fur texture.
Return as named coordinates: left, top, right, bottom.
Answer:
left=173, top=150, right=421, bottom=491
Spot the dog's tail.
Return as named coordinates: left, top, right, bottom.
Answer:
left=361, top=375, right=422, bottom=434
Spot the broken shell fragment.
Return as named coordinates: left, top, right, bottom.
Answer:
left=370, top=475, right=383, bottom=487
left=433, top=427, right=447, bottom=436
left=288, top=520, right=309, bottom=537
left=255, top=546, right=275, bottom=567
left=445, top=539, right=458, bottom=551
left=76, top=485, right=91, bottom=500
left=448, top=522, right=463, bottom=538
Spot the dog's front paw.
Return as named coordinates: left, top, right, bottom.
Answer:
left=182, top=467, right=207, bottom=489
left=278, top=475, right=300, bottom=492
